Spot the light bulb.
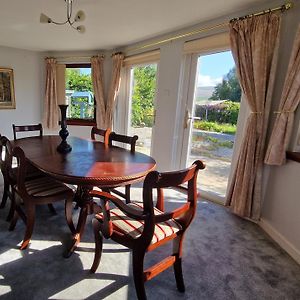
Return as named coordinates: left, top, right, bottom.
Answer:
left=76, top=25, right=85, bottom=33
left=40, top=13, right=52, bottom=24
left=74, top=10, right=85, bottom=22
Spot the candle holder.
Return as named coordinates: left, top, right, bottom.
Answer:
left=57, top=104, right=72, bottom=153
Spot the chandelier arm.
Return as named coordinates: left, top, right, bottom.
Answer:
left=67, top=0, right=75, bottom=25
left=51, top=20, right=69, bottom=25
left=70, top=23, right=79, bottom=31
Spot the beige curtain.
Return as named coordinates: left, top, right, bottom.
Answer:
left=225, top=13, right=281, bottom=220
left=43, top=58, right=59, bottom=129
left=56, top=64, right=66, bottom=105
left=91, top=56, right=106, bottom=128
left=106, top=53, right=124, bottom=128
left=265, top=25, right=300, bottom=165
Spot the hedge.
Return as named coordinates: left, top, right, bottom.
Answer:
left=194, top=100, right=240, bottom=125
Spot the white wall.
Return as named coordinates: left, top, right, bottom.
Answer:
left=0, top=46, right=43, bottom=139
left=261, top=162, right=300, bottom=263
left=151, top=41, right=185, bottom=171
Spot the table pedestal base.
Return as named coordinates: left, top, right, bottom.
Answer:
left=64, top=186, right=102, bottom=258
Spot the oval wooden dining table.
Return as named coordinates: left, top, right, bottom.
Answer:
left=13, top=135, right=156, bottom=256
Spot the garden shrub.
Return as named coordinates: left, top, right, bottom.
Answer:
left=194, top=100, right=240, bottom=125
left=193, top=120, right=236, bottom=134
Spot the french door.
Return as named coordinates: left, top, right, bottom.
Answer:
left=180, top=51, right=241, bottom=202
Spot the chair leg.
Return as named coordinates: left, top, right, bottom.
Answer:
left=125, top=185, right=131, bottom=204
left=65, top=197, right=75, bottom=235
left=132, top=248, right=147, bottom=300
left=174, top=257, right=185, bottom=292
left=9, top=202, right=27, bottom=231
left=173, top=235, right=185, bottom=293
left=9, top=210, right=19, bottom=231
left=0, top=182, right=9, bottom=209
left=90, top=219, right=103, bottom=273
left=47, top=203, right=57, bottom=215
left=6, top=193, right=15, bottom=222
left=20, top=204, right=35, bottom=250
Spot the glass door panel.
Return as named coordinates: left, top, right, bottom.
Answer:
left=128, top=64, right=158, bottom=155
left=184, top=51, right=241, bottom=198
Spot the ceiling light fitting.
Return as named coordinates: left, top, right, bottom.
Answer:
left=40, top=0, right=85, bottom=33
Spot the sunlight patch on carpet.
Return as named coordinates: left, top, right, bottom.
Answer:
left=49, top=279, right=115, bottom=299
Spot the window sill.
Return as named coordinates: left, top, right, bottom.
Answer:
left=286, top=151, right=300, bottom=163
left=66, top=119, right=96, bottom=126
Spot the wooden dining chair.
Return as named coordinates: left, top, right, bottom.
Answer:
left=108, top=132, right=139, bottom=203
left=91, top=126, right=111, bottom=145
left=1, top=136, right=59, bottom=223
left=0, top=136, right=27, bottom=221
left=90, top=160, right=205, bottom=300
left=11, top=123, right=59, bottom=215
left=12, top=123, right=43, bottom=140
left=0, top=136, right=14, bottom=212
left=8, top=146, right=75, bottom=250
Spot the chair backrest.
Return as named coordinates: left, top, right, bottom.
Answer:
left=91, top=127, right=111, bottom=145
left=0, top=136, right=9, bottom=176
left=0, top=136, right=14, bottom=183
left=11, top=146, right=29, bottom=199
left=12, top=123, right=43, bottom=140
left=140, top=160, right=205, bottom=243
left=108, top=132, right=138, bottom=153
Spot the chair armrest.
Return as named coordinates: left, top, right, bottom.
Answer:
left=154, top=203, right=190, bottom=223
left=90, top=190, right=146, bottom=220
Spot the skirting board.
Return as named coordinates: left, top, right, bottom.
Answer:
left=259, top=218, right=300, bottom=265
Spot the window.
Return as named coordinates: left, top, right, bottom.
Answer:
left=115, top=50, right=160, bottom=155
left=65, top=63, right=96, bottom=125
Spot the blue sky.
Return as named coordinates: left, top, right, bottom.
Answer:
left=197, top=51, right=235, bottom=87
left=79, top=68, right=91, bottom=75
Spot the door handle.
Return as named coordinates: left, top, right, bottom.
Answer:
left=184, top=110, right=201, bottom=129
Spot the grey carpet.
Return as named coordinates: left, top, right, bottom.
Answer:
left=0, top=185, right=300, bottom=300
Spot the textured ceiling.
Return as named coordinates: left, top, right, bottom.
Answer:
left=0, top=0, right=265, bottom=52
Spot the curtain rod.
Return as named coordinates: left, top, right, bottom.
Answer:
left=127, top=2, right=292, bottom=53
left=45, top=55, right=105, bottom=60
left=230, top=1, right=292, bottom=22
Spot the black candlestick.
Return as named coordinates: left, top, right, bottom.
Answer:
left=57, top=104, right=72, bottom=153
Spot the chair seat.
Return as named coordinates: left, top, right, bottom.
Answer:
left=16, top=177, right=72, bottom=197
left=95, top=202, right=182, bottom=245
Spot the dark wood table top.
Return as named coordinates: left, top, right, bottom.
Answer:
left=13, top=135, right=156, bottom=187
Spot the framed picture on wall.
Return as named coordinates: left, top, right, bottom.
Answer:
left=0, top=68, right=15, bottom=109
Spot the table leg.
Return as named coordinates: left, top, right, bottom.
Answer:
left=64, top=186, right=92, bottom=258
left=64, top=205, right=88, bottom=258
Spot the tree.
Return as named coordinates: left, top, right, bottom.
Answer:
left=66, top=68, right=93, bottom=92
left=209, top=67, right=241, bottom=102
left=65, top=68, right=93, bottom=119
left=131, top=65, right=157, bottom=127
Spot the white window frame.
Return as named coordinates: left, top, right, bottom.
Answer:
left=114, top=51, right=160, bottom=156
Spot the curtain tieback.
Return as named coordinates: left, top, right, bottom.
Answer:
left=273, top=110, right=293, bottom=114
left=250, top=111, right=262, bottom=114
